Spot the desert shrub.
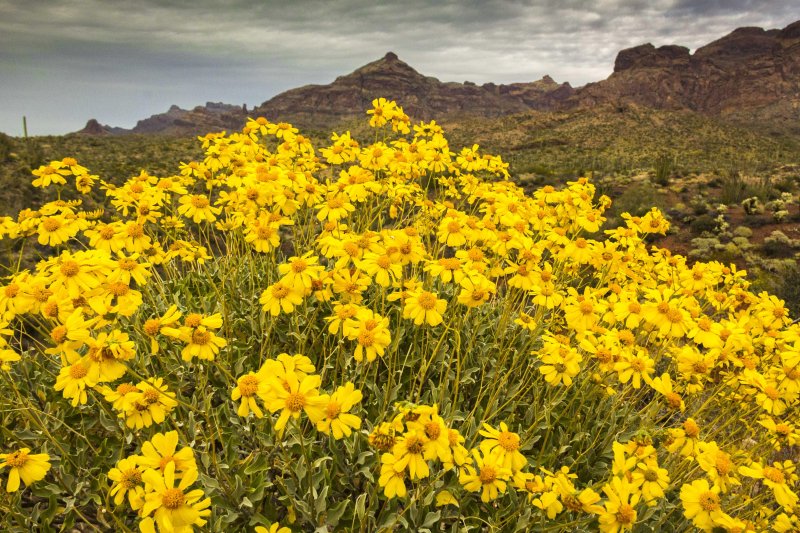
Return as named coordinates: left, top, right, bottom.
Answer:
left=689, top=214, right=717, bottom=235
left=0, top=101, right=798, bottom=533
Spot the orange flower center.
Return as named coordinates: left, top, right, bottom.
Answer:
left=162, top=488, right=186, bottom=510
left=238, top=375, right=260, bottom=397
left=190, top=196, right=209, bottom=209
left=763, top=466, right=786, bottom=484
left=615, top=504, right=635, bottom=524
left=272, top=284, right=290, bottom=299
left=417, top=292, right=437, bottom=310
left=42, top=218, right=62, bottom=232
left=285, top=392, right=306, bottom=412
left=69, top=363, right=88, bottom=379
left=6, top=450, right=29, bottom=468
left=192, top=330, right=211, bottom=346
left=479, top=465, right=497, bottom=484
left=498, top=431, right=520, bottom=452
left=699, top=491, right=720, bottom=511
left=60, top=261, right=80, bottom=277
left=143, top=389, right=160, bottom=404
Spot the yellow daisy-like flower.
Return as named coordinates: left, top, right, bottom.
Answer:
left=598, top=477, right=640, bottom=532
left=177, top=193, right=221, bottom=223
left=679, top=478, right=726, bottom=531
left=137, top=431, right=197, bottom=477
left=141, top=461, right=211, bottom=533
left=260, top=280, right=304, bottom=316
left=265, top=372, right=327, bottom=432
left=123, top=377, right=178, bottom=429
left=232, top=371, right=268, bottom=418
left=316, top=382, right=362, bottom=439
left=0, top=448, right=51, bottom=493
left=402, top=288, right=447, bottom=327
left=107, top=456, right=145, bottom=508
left=459, top=448, right=512, bottom=503
left=479, top=422, right=527, bottom=473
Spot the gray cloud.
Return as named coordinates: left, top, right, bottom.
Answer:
left=0, top=0, right=796, bottom=134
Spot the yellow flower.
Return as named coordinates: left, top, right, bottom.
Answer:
left=265, top=373, right=327, bottom=432
left=391, top=431, right=430, bottom=480
left=459, top=448, right=512, bottom=503
left=614, top=349, right=655, bottom=389
left=378, top=452, right=408, bottom=499
left=232, top=372, right=268, bottom=418
left=479, top=422, right=527, bottom=473
left=457, top=274, right=495, bottom=308
left=679, top=479, right=726, bottom=531
left=402, top=288, right=447, bottom=327
left=141, top=462, right=211, bottom=533
left=137, top=431, right=197, bottom=477
left=54, top=355, right=100, bottom=406
left=0, top=448, right=50, bottom=492
left=260, top=280, right=304, bottom=316
left=107, top=457, right=145, bottom=508
left=123, top=377, right=178, bottom=429
left=598, top=477, right=640, bottom=532
left=316, top=382, right=362, bottom=439
left=739, top=460, right=798, bottom=511
left=177, top=194, right=220, bottom=223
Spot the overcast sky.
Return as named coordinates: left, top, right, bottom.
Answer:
left=0, top=0, right=796, bottom=135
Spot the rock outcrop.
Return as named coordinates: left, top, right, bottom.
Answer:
left=573, top=20, right=800, bottom=126
left=252, top=52, right=574, bottom=129
left=77, top=20, right=800, bottom=136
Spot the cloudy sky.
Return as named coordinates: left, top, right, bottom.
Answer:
left=0, top=0, right=796, bottom=135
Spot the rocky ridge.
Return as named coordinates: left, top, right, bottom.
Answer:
left=76, top=20, right=800, bottom=136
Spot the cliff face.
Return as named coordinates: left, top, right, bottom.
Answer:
left=76, top=20, right=800, bottom=136
left=573, top=21, right=800, bottom=124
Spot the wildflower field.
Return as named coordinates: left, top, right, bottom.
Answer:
left=1, top=99, right=799, bottom=532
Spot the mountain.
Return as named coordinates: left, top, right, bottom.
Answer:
left=573, top=21, right=800, bottom=133
left=251, top=52, right=573, bottom=130
left=76, top=20, right=800, bottom=136
left=130, top=102, right=247, bottom=135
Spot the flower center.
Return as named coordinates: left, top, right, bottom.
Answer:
left=498, top=431, right=519, bottom=452
left=417, top=292, right=437, bottom=310
left=121, top=468, right=142, bottom=489
left=60, top=261, right=80, bottom=277
left=699, top=491, right=720, bottom=511
left=406, top=436, right=425, bottom=455
left=644, top=469, right=659, bottom=482
left=238, top=375, right=260, bottom=397
left=162, top=488, right=186, bottom=510
left=42, top=218, right=62, bottom=232
left=425, top=422, right=441, bottom=440
left=286, top=392, right=306, bottom=412
left=192, top=330, right=210, bottom=346
left=272, top=284, right=290, bottom=299
left=6, top=450, right=29, bottom=468
left=326, top=401, right=341, bottom=419
left=143, top=389, right=160, bottom=404
left=191, top=196, right=209, bottom=209
left=143, top=319, right=161, bottom=336
left=479, top=465, right=497, bottom=484
left=763, top=466, right=786, bottom=484
left=69, top=363, right=88, bottom=379
left=615, top=504, right=635, bottom=524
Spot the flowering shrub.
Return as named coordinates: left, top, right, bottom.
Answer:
left=0, top=99, right=799, bottom=532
